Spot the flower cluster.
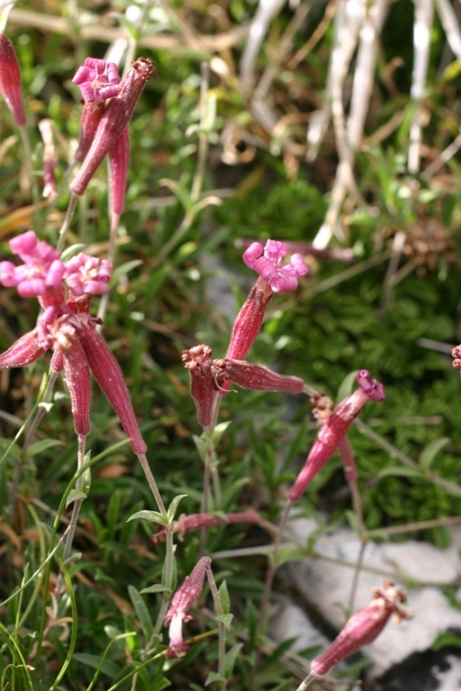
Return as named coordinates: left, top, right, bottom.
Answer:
left=71, top=56, right=156, bottom=216
left=0, top=231, right=146, bottom=452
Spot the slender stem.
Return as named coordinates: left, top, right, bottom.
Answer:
left=206, top=565, right=227, bottom=690
left=55, top=434, right=87, bottom=598
left=18, top=124, right=40, bottom=219
left=136, top=453, right=166, bottom=517
left=258, top=498, right=292, bottom=633
left=9, top=370, right=59, bottom=509
left=153, top=527, right=175, bottom=635
left=97, top=211, right=120, bottom=325
left=191, top=62, right=210, bottom=203
left=295, top=672, right=317, bottom=691
left=200, top=442, right=213, bottom=555
left=57, top=192, right=78, bottom=251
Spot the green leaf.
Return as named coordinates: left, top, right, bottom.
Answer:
left=25, top=438, right=63, bottom=458
left=205, top=672, right=226, bottom=686
left=336, top=370, right=358, bottom=403
left=111, top=260, right=144, bottom=284
left=127, top=510, right=165, bottom=525
left=167, top=494, right=188, bottom=523
left=224, top=643, right=243, bottom=677
left=419, top=437, right=450, bottom=472
left=211, top=421, right=232, bottom=447
left=140, top=584, right=170, bottom=595
left=60, top=243, right=87, bottom=261
left=218, top=580, right=230, bottom=615
left=72, top=652, right=120, bottom=677
left=66, top=490, right=87, bottom=508
left=377, top=466, right=423, bottom=479
left=274, top=545, right=308, bottom=566
left=128, top=585, right=154, bottom=642
left=217, top=613, right=233, bottom=630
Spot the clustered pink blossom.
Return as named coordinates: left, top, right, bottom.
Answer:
left=242, top=240, right=308, bottom=293
left=72, top=57, right=120, bottom=104
left=0, top=231, right=145, bottom=452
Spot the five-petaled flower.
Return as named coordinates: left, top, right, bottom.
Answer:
left=242, top=240, right=308, bottom=293
left=0, top=231, right=146, bottom=453
left=225, top=239, right=308, bottom=363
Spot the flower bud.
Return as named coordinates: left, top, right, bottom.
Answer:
left=0, top=33, right=26, bottom=126
left=182, top=345, right=214, bottom=428
left=289, top=370, right=385, bottom=502
left=164, top=556, right=211, bottom=658
left=213, top=358, right=304, bottom=394
left=310, top=581, right=408, bottom=676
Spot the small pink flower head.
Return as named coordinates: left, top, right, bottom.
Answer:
left=310, top=581, right=408, bottom=677
left=356, top=369, right=385, bottom=402
left=72, top=57, right=120, bottom=103
left=64, top=254, right=111, bottom=296
left=0, top=33, right=26, bottom=126
left=1, top=231, right=65, bottom=298
left=243, top=240, right=308, bottom=293
left=164, top=557, right=211, bottom=659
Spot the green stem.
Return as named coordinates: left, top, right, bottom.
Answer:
left=136, top=452, right=166, bottom=517
left=206, top=565, right=227, bottom=690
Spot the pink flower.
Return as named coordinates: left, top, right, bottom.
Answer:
left=70, top=57, right=156, bottom=197
left=310, top=581, right=408, bottom=676
left=1, top=231, right=65, bottom=299
left=64, top=254, right=111, bottom=296
left=72, top=57, right=120, bottom=104
left=224, top=239, right=307, bottom=365
left=243, top=240, right=308, bottom=293
left=164, top=557, right=211, bottom=659
left=289, top=370, right=385, bottom=502
left=0, top=33, right=26, bottom=126
left=0, top=232, right=145, bottom=452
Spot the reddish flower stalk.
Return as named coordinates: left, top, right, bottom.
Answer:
left=0, top=329, right=44, bottom=369
left=310, top=581, right=408, bottom=677
left=225, top=279, right=273, bottom=362
left=0, top=33, right=26, bottom=126
left=182, top=345, right=215, bottom=428
left=152, top=510, right=261, bottom=544
left=70, top=57, right=155, bottom=197
left=38, top=119, right=58, bottom=201
left=212, top=358, right=304, bottom=394
left=75, top=101, right=105, bottom=163
left=76, top=316, right=147, bottom=454
left=108, top=125, right=130, bottom=215
left=164, top=556, right=212, bottom=658
left=62, top=337, right=91, bottom=437
left=289, top=370, right=385, bottom=502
